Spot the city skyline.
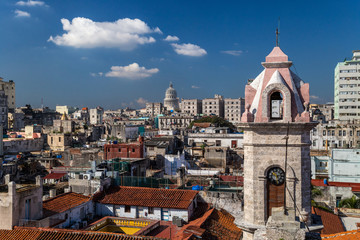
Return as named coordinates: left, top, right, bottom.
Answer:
left=0, top=0, right=360, bottom=109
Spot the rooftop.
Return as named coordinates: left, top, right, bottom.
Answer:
left=0, top=227, right=162, bottom=240
left=43, top=172, right=67, bottom=180
left=321, top=229, right=360, bottom=239
left=312, top=207, right=345, bottom=235
left=93, top=186, right=198, bottom=209
left=43, top=192, right=90, bottom=217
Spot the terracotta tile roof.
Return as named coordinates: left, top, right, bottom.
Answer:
left=93, top=186, right=198, bottom=209
left=43, top=192, right=90, bottom=217
left=43, top=172, right=67, bottom=180
left=321, top=229, right=360, bottom=239
left=312, top=207, right=345, bottom=235
left=0, top=227, right=162, bottom=240
left=193, top=123, right=212, bottom=128
left=174, top=208, right=242, bottom=240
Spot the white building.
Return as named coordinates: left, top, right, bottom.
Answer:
left=163, top=82, right=179, bottom=111
left=164, top=152, right=190, bottom=175
left=224, top=98, right=245, bottom=124
left=145, top=102, right=163, bottom=116
left=180, top=99, right=202, bottom=115
left=202, top=94, right=224, bottom=118
left=56, top=106, right=77, bottom=115
left=95, top=186, right=198, bottom=222
left=188, top=128, right=243, bottom=149
left=90, top=107, right=104, bottom=125
left=334, top=50, right=360, bottom=120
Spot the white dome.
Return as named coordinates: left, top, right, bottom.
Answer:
left=164, top=82, right=179, bottom=110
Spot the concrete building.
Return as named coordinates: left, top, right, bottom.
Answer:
left=180, top=99, right=202, bottom=115
left=312, top=149, right=360, bottom=183
left=0, top=176, right=43, bottom=230
left=103, top=137, right=144, bottom=160
left=47, top=133, right=72, bottom=151
left=145, top=102, right=163, bottom=116
left=239, top=46, right=315, bottom=239
left=90, top=107, right=104, bottom=125
left=0, top=89, right=8, bottom=130
left=0, top=78, right=15, bottom=112
left=187, top=129, right=243, bottom=149
left=334, top=50, right=360, bottom=120
left=158, top=115, right=196, bottom=130
left=224, top=98, right=245, bottom=124
left=310, top=103, right=334, bottom=123
left=310, top=120, right=360, bottom=150
left=94, top=186, right=198, bottom=222
left=56, top=105, right=77, bottom=115
left=163, top=82, right=179, bottom=111
left=202, top=94, right=224, bottom=118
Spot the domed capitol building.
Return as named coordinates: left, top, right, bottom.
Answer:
left=163, top=82, right=179, bottom=111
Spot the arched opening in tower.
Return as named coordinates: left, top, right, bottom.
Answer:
left=270, top=92, right=283, bottom=119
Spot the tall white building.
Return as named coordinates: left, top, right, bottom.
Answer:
left=334, top=50, right=360, bottom=120
left=163, top=82, right=179, bottom=111
left=90, top=107, right=104, bottom=125
left=224, top=98, right=245, bottom=124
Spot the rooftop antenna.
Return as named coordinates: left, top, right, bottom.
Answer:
left=276, top=17, right=280, bottom=47
left=41, top=97, right=44, bottom=109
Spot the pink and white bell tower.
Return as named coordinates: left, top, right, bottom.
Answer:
left=239, top=46, right=317, bottom=240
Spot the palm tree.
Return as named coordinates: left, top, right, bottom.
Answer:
left=338, top=195, right=360, bottom=209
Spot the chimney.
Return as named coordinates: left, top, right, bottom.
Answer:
left=36, top=175, right=43, bottom=188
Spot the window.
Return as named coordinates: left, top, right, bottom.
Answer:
left=59, top=137, right=61, bottom=142
left=339, top=130, right=342, bottom=136
left=118, top=148, right=121, bottom=152
left=125, top=205, right=131, bottom=212
left=216, top=140, right=221, bottom=146
left=323, top=130, right=326, bottom=136
left=343, top=130, right=346, bottom=136
left=132, top=149, right=135, bottom=152
left=148, top=207, right=154, bottom=214
left=350, top=131, right=353, bottom=136
left=312, top=140, right=317, bottom=147
left=270, top=92, right=283, bottom=119
left=323, top=140, right=326, bottom=147
left=332, top=130, right=335, bottom=136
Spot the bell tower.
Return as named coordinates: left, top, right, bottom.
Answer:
left=239, top=46, right=317, bottom=239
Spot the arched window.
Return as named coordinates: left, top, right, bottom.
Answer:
left=270, top=92, right=283, bottom=119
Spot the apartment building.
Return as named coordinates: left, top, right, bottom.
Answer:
left=202, top=94, right=224, bottom=118
left=0, top=78, right=15, bottom=112
left=145, top=102, right=163, bottom=116
left=224, top=98, right=245, bottom=124
left=334, top=50, right=360, bottom=120
left=180, top=99, right=202, bottom=115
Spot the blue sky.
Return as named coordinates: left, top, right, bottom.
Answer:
left=0, top=0, right=359, bottom=109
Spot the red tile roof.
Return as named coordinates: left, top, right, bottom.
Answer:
left=0, top=227, right=162, bottom=240
left=312, top=207, right=345, bottom=235
left=174, top=208, right=242, bottom=240
left=321, top=229, right=360, bottom=239
left=93, top=186, right=198, bottom=209
left=43, top=192, right=90, bottom=217
left=43, top=172, right=67, bottom=180
left=312, top=179, right=360, bottom=192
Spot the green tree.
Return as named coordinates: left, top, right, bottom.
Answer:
left=339, top=195, right=360, bottom=209
left=189, top=116, right=236, bottom=130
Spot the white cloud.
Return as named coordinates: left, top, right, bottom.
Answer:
left=105, top=63, right=159, bottom=79
left=90, top=72, right=103, bottom=77
left=48, top=17, right=161, bottom=50
left=14, top=10, right=30, bottom=17
left=221, top=50, right=243, bottom=56
left=171, top=43, right=207, bottom=57
left=191, top=85, right=200, bottom=89
left=164, top=35, right=179, bottom=42
left=136, top=97, right=148, bottom=106
left=16, top=0, right=46, bottom=7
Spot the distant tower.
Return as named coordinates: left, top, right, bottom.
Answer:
left=239, top=45, right=317, bottom=239
left=164, top=82, right=179, bottom=111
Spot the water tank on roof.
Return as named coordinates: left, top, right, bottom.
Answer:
left=113, top=140, right=118, bottom=144
left=324, top=179, right=328, bottom=185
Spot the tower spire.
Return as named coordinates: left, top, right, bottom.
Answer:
left=276, top=17, right=280, bottom=47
